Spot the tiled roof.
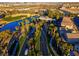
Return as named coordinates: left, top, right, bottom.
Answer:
left=61, top=16, right=73, bottom=26
left=67, top=33, right=79, bottom=39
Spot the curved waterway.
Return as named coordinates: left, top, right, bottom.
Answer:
left=0, top=16, right=39, bottom=32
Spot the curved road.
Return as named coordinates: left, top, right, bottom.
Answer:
left=40, top=24, right=49, bottom=56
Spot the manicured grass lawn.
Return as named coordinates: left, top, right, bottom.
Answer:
left=18, top=33, right=26, bottom=55
left=3, top=15, right=27, bottom=21
left=19, top=34, right=26, bottom=46
left=34, top=31, right=41, bottom=55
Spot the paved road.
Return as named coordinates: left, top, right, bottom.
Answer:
left=8, top=35, right=19, bottom=56
left=49, top=35, right=59, bottom=56
left=40, top=25, right=49, bottom=56
left=19, top=27, right=36, bottom=56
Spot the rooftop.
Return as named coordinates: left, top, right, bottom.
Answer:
left=61, top=16, right=73, bottom=27
left=67, top=33, right=79, bottom=39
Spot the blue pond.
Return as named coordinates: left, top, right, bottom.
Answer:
left=0, top=20, right=23, bottom=32
left=0, top=16, right=39, bottom=32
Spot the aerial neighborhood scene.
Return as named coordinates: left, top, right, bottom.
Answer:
left=0, top=2, right=79, bottom=56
